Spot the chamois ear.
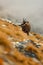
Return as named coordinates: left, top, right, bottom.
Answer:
left=23, top=18, right=29, bottom=24
left=23, top=19, right=26, bottom=24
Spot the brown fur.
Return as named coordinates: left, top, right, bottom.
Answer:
left=20, top=19, right=31, bottom=35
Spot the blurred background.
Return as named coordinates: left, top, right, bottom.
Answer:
left=0, top=0, right=43, bottom=35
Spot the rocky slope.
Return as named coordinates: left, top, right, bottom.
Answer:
left=0, top=19, right=43, bottom=65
